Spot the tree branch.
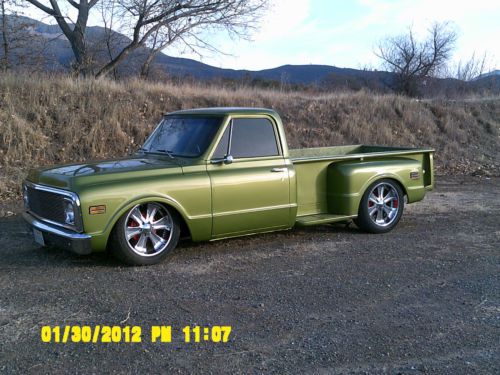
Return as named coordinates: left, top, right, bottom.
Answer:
left=25, top=0, right=56, bottom=15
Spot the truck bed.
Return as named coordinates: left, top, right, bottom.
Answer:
left=289, top=145, right=434, bottom=163
left=290, top=145, right=435, bottom=220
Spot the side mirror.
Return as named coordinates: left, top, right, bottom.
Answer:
left=211, top=155, right=234, bottom=165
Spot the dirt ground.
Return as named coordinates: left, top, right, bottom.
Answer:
left=0, top=176, right=498, bottom=374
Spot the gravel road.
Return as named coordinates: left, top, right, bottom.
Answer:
left=0, top=176, right=498, bottom=374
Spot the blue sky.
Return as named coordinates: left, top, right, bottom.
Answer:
left=196, top=0, right=500, bottom=72
left=203, top=0, right=500, bottom=72
left=25, top=0, right=500, bottom=72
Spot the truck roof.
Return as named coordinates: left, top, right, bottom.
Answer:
left=167, top=107, right=279, bottom=116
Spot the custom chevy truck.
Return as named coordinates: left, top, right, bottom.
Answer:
left=23, top=108, right=434, bottom=265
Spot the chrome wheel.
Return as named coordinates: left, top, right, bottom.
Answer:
left=367, top=182, right=400, bottom=227
left=124, top=203, right=173, bottom=257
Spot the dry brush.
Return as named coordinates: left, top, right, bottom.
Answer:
left=0, top=73, right=499, bottom=202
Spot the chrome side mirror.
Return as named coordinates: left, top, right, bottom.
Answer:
left=211, top=155, right=234, bottom=165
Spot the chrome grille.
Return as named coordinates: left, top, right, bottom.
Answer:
left=26, top=185, right=66, bottom=225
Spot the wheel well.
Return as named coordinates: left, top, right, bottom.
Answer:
left=385, top=178, right=408, bottom=201
left=156, top=201, right=192, bottom=239
left=361, top=177, right=408, bottom=206
left=108, top=200, right=193, bottom=244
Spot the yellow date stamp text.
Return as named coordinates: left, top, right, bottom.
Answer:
left=40, top=325, right=232, bottom=344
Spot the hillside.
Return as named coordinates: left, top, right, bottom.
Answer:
left=477, top=70, right=500, bottom=79
left=0, top=73, right=498, bottom=202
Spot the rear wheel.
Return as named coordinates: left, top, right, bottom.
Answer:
left=110, top=202, right=180, bottom=265
left=355, top=179, right=404, bottom=234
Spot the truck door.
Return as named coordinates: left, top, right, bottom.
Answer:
left=207, top=116, right=291, bottom=238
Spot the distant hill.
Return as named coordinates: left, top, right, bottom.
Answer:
left=0, top=15, right=396, bottom=90
left=1, top=15, right=499, bottom=96
left=477, top=70, right=500, bottom=79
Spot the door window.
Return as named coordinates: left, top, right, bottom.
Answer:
left=212, top=117, right=280, bottom=159
left=231, top=118, right=279, bottom=158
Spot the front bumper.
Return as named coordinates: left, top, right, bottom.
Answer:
left=23, top=211, right=92, bottom=255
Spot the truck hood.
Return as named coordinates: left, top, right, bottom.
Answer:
left=27, top=155, right=182, bottom=190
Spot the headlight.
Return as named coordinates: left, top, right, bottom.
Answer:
left=64, top=200, right=75, bottom=225
left=23, top=184, right=29, bottom=209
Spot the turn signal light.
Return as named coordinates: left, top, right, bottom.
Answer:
left=89, top=205, right=106, bottom=215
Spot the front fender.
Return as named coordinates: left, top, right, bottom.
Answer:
left=77, top=168, right=213, bottom=252
left=87, top=194, right=212, bottom=252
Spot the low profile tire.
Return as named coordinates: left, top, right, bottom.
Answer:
left=356, top=179, right=404, bottom=234
left=110, top=202, right=180, bottom=266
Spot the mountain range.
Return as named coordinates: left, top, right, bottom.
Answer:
left=3, top=15, right=499, bottom=95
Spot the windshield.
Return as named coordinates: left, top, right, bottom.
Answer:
left=141, top=116, right=223, bottom=157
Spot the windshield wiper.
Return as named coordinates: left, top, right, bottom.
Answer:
left=152, top=149, right=175, bottom=159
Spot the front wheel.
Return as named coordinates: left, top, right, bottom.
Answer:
left=110, top=202, right=180, bottom=265
left=355, top=179, right=404, bottom=234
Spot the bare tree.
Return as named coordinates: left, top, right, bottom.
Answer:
left=454, top=52, right=488, bottom=81
left=1, top=0, right=28, bottom=71
left=95, top=0, right=267, bottom=78
left=1, top=0, right=8, bottom=70
left=25, top=0, right=99, bottom=75
left=139, top=19, right=228, bottom=79
left=25, top=0, right=266, bottom=78
left=0, top=0, right=48, bottom=72
left=139, top=28, right=167, bottom=79
left=96, top=0, right=120, bottom=78
left=376, top=22, right=457, bottom=96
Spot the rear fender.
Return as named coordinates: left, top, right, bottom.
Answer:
left=326, top=158, right=426, bottom=215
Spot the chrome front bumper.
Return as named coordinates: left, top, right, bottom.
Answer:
left=23, top=211, right=92, bottom=255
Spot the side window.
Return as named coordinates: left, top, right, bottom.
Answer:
left=212, top=125, right=230, bottom=159
left=230, top=118, right=279, bottom=158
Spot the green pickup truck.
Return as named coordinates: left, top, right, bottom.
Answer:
left=23, top=107, right=434, bottom=265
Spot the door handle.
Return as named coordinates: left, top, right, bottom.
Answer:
left=271, top=167, right=287, bottom=173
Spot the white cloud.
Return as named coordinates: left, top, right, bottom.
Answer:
left=176, top=0, right=313, bottom=70
left=255, top=0, right=312, bottom=41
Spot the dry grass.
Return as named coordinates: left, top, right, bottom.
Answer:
left=1, top=73, right=499, bottom=201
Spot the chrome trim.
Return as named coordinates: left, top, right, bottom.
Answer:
left=23, top=181, right=84, bottom=233
left=22, top=183, right=29, bottom=210
left=24, top=180, right=81, bottom=207
left=212, top=203, right=294, bottom=218
left=28, top=210, right=78, bottom=233
left=23, top=212, right=90, bottom=240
